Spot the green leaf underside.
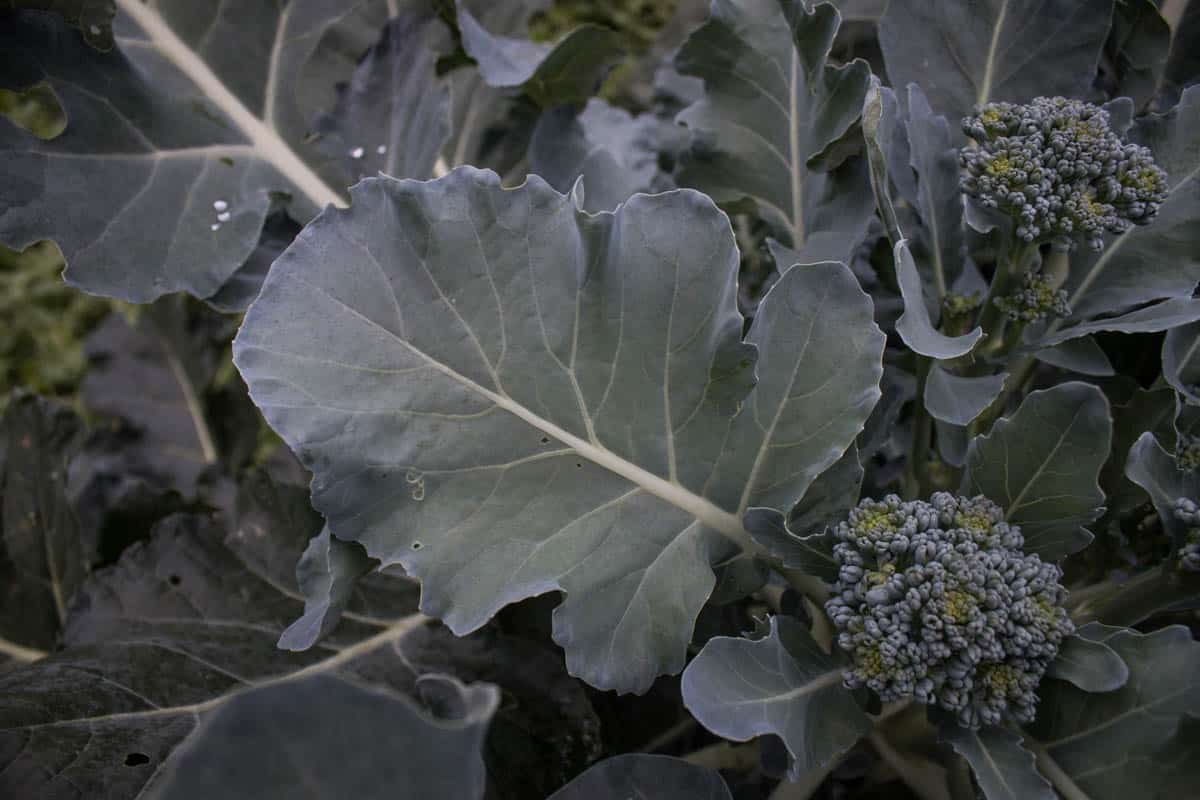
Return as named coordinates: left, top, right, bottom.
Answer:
left=1064, top=86, right=1200, bottom=319
left=681, top=615, right=869, bottom=780
left=1028, top=626, right=1200, bottom=799
left=144, top=674, right=498, bottom=800
left=547, top=754, right=732, bottom=800
left=924, top=366, right=1006, bottom=426
left=233, top=166, right=884, bottom=693
left=961, top=382, right=1111, bottom=561
left=674, top=0, right=874, bottom=261
left=894, top=240, right=982, bottom=358
left=879, top=0, right=1114, bottom=120
left=0, top=1, right=433, bottom=303
left=940, top=724, right=1054, bottom=800
left=0, top=514, right=427, bottom=799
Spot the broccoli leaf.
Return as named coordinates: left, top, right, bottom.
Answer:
left=276, top=525, right=374, bottom=652
left=456, top=1, right=623, bottom=108
left=1047, top=624, right=1130, bottom=693
left=1063, top=86, right=1200, bottom=319
left=144, top=673, right=497, bottom=800
left=1037, top=297, right=1200, bottom=347
left=673, top=0, right=875, bottom=261
left=233, top=167, right=884, bottom=693
left=1125, top=431, right=1200, bottom=547
left=547, top=754, right=733, bottom=800
left=894, top=240, right=982, bottom=359
left=939, top=724, right=1055, bottom=800
left=961, top=382, right=1111, bottom=561
left=1026, top=625, right=1200, bottom=800
left=8, top=0, right=116, bottom=50
left=0, top=507, right=599, bottom=798
left=924, top=366, right=1007, bottom=426
left=0, top=2, right=447, bottom=304
left=529, top=99, right=666, bottom=212
left=310, top=6, right=452, bottom=186
left=1105, top=0, right=1170, bottom=111
left=1032, top=338, right=1115, bottom=377
left=903, top=83, right=967, bottom=301
left=878, top=0, right=1114, bottom=121
left=1162, top=320, right=1200, bottom=405
left=681, top=615, right=869, bottom=780
left=0, top=393, right=86, bottom=661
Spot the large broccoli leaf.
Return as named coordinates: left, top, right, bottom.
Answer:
left=961, top=382, right=1111, bottom=561
left=145, top=674, right=498, bottom=800
left=673, top=0, right=874, bottom=262
left=939, top=724, right=1055, bottom=800
left=0, top=2, right=448, bottom=304
left=0, top=506, right=599, bottom=798
left=233, top=166, right=885, bottom=693
left=879, top=0, right=1114, bottom=121
left=1025, top=625, right=1200, bottom=800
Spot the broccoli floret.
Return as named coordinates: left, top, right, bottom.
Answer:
left=993, top=270, right=1070, bottom=322
left=825, top=493, right=1074, bottom=729
left=1178, top=435, right=1200, bottom=473
left=1173, top=498, right=1200, bottom=573
left=941, top=292, right=983, bottom=336
left=960, top=97, right=1167, bottom=251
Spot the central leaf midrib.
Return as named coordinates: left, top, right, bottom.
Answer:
left=114, top=0, right=345, bottom=211
left=8, top=613, right=430, bottom=732
left=266, top=274, right=753, bottom=550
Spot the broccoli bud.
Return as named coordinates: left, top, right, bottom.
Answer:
left=960, top=97, right=1167, bottom=251
left=825, top=493, right=1074, bottom=729
left=1178, top=435, right=1200, bottom=473
left=993, top=269, right=1070, bottom=322
left=1173, top=498, right=1200, bottom=573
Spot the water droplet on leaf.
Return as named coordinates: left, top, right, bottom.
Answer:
left=213, top=199, right=228, bottom=212
left=210, top=223, right=221, bottom=231
left=349, top=146, right=364, bottom=159
left=376, top=145, right=387, bottom=155
left=216, top=211, right=231, bottom=223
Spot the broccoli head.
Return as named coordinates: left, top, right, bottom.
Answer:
left=960, top=97, right=1167, bottom=250
left=825, top=493, right=1074, bottom=729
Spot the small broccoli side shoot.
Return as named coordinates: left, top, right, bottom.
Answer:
left=825, top=493, right=1074, bottom=729
left=1174, top=498, right=1200, bottom=573
left=960, top=97, right=1167, bottom=251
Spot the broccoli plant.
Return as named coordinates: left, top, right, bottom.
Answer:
left=2, top=1, right=1200, bottom=799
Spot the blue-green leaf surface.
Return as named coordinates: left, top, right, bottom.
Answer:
left=1125, top=431, right=1200, bottom=546
left=147, top=674, right=498, bottom=800
left=939, top=724, right=1054, bottom=800
left=924, top=366, right=1006, bottom=426
left=547, top=754, right=732, bottom=800
left=1027, top=625, right=1200, bottom=800
left=894, top=240, right=982, bottom=358
left=1163, top=320, right=1200, bottom=404
left=879, top=0, right=1114, bottom=120
left=1046, top=624, right=1130, bottom=693
left=961, top=382, right=1111, bottom=560
left=681, top=615, right=869, bottom=780
left=233, top=167, right=884, bottom=693
left=0, top=2, right=434, bottom=303
left=674, top=0, right=875, bottom=261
